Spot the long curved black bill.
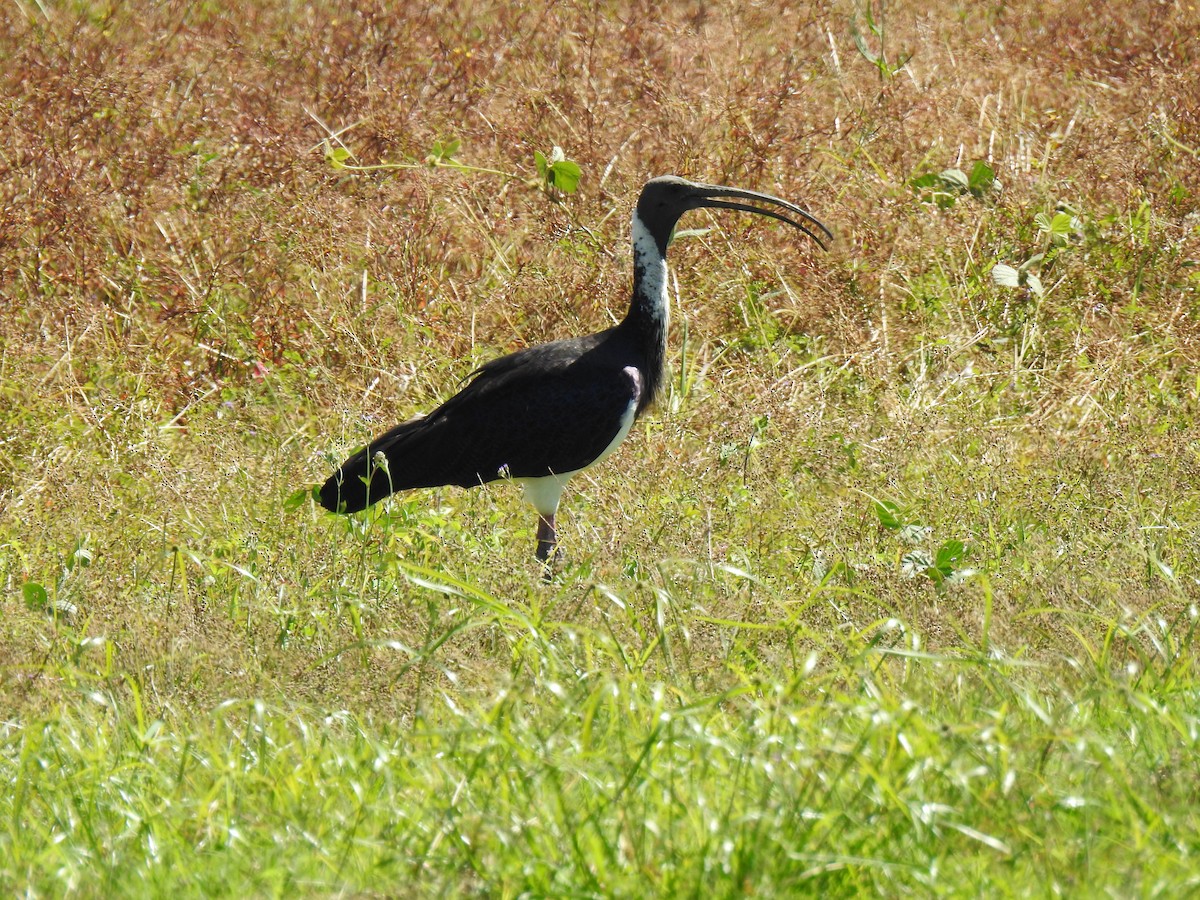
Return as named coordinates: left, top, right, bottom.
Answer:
left=688, top=183, right=833, bottom=251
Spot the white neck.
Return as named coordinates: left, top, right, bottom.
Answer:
left=630, top=212, right=669, bottom=333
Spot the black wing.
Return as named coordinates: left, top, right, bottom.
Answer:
left=319, top=331, right=642, bottom=513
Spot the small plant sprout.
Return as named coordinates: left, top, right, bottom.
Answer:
left=991, top=257, right=1045, bottom=298
left=425, top=137, right=462, bottom=168
left=911, top=161, right=999, bottom=209
left=992, top=205, right=1084, bottom=299
left=850, top=0, right=912, bottom=82
left=21, top=536, right=93, bottom=621
left=533, top=146, right=582, bottom=196
left=871, top=497, right=974, bottom=591
left=1034, top=207, right=1084, bottom=248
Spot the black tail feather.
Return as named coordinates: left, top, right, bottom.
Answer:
left=319, top=419, right=430, bottom=514
left=318, top=443, right=393, bottom=513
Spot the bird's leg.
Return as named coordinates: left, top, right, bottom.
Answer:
left=535, top=514, right=557, bottom=564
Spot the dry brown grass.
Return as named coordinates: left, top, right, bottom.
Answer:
left=3, top=0, right=1196, bottom=383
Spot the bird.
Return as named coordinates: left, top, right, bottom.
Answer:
left=319, top=175, right=830, bottom=565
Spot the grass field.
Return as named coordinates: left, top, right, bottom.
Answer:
left=3, top=0, right=1200, bottom=894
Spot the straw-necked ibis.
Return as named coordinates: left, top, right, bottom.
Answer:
left=319, top=175, right=830, bottom=564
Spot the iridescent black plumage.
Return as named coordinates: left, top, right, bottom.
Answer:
left=319, top=176, right=830, bottom=562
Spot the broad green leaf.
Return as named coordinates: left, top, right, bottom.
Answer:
left=912, top=162, right=996, bottom=206
left=991, top=264, right=1020, bottom=288
left=910, top=172, right=960, bottom=207
left=327, top=146, right=352, bottom=169
left=68, top=542, right=92, bottom=570
left=909, top=173, right=940, bottom=193
left=1047, top=211, right=1081, bottom=246
left=427, top=138, right=461, bottom=165
left=284, top=488, right=311, bottom=512
left=938, top=168, right=968, bottom=190
left=934, top=539, right=966, bottom=571
left=901, top=549, right=933, bottom=579
left=1036, top=211, right=1081, bottom=247
left=549, top=159, right=582, bottom=193
left=967, top=160, right=995, bottom=195
left=1050, top=211, right=1077, bottom=236
left=874, top=500, right=903, bottom=530
left=23, top=581, right=48, bottom=610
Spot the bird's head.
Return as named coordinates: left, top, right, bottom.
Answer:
left=634, top=175, right=831, bottom=256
